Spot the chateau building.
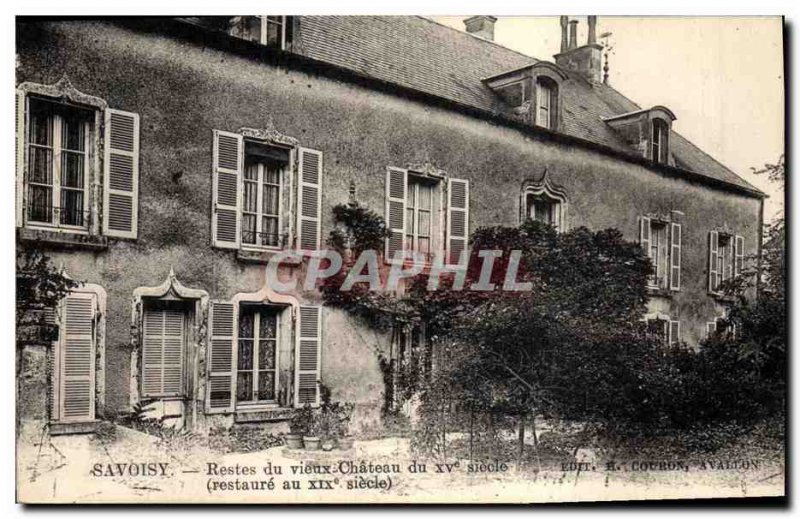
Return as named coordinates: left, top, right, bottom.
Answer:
left=15, top=16, right=764, bottom=434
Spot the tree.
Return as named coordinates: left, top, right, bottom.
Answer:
left=16, top=245, right=78, bottom=339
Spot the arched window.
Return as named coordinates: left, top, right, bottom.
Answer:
left=651, top=118, right=669, bottom=164
left=535, top=77, right=558, bottom=130
left=521, top=177, right=568, bottom=231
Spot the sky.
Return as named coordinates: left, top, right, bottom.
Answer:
left=430, top=16, right=785, bottom=222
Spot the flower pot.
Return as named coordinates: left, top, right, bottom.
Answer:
left=285, top=434, right=304, bottom=449
left=303, top=436, right=321, bottom=450
left=321, top=439, right=336, bottom=451
left=337, top=437, right=354, bottom=450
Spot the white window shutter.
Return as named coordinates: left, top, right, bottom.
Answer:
left=212, top=130, right=243, bottom=249
left=142, top=308, right=185, bottom=397
left=706, top=321, right=717, bottom=338
left=668, top=320, right=680, bottom=345
left=15, top=90, right=26, bottom=228
left=447, top=178, right=470, bottom=265
left=103, top=109, right=140, bottom=239
left=295, top=305, right=322, bottom=407
left=297, top=147, right=323, bottom=252
left=708, top=231, right=719, bottom=292
left=58, top=294, right=97, bottom=422
left=639, top=216, right=651, bottom=256
left=670, top=222, right=682, bottom=291
left=385, top=167, right=407, bottom=261
left=207, top=301, right=236, bottom=413
left=734, top=235, right=744, bottom=276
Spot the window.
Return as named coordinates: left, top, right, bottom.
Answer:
left=237, top=306, right=279, bottom=404
left=385, top=168, right=461, bottom=265
left=16, top=82, right=141, bottom=240
left=646, top=316, right=680, bottom=346
left=528, top=194, right=558, bottom=227
left=708, top=231, right=744, bottom=293
left=211, top=130, right=323, bottom=252
left=142, top=302, right=188, bottom=398
left=640, top=217, right=682, bottom=291
left=652, top=119, right=669, bottom=164
left=406, top=175, right=436, bottom=261
left=26, top=99, right=92, bottom=229
left=242, top=148, right=284, bottom=248
left=535, top=78, right=557, bottom=130
left=230, top=16, right=292, bottom=50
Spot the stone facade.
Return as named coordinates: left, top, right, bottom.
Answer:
left=15, top=18, right=764, bottom=433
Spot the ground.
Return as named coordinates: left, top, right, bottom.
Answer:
left=16, top=421, right=784, bottom=504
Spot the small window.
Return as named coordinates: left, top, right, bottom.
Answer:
left=241, top=142, right=288, bottom=249
left=237, top=305, right=280, bottom=404
left=535, top=77, right=558, bottom=130
left=405, top=175, right=437, bottom=261
left=652, top=119, right=669, bottom=164
left=646, top=316, right=680, bottom=346
left=230, top=16, right=291, bottom=50
left=647, top=220, right=669, bottom=289
left=525, top=192, right=563, bottom=230
left=26, top=98, right=93, bottom=229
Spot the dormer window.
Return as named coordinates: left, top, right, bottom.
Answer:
left=652, top=118, right=669, bottom=164
left=535, top=77, right=557, bottom=130
left=230, top=16, right=292, bottom=50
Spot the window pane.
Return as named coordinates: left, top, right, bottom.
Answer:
left=406, top=182, right=416, bottom=208
left=29, top=113, right=52, bottom=146
left=418, top=210, right=430, bottom=237
left=242, top=214, right=256, bottom=244
left=264, top=165, right=281, bottom=185
left=263, top=184, right=279, bottom=216
left=418, top=183, right=432, bottom=210
left=29, top=147, right=53, bottom=185
left=60, top=190, right=84, bottom=226
left=238, top=339, right=254, bottom=370
left=239, top=309, right=255, bottom=338
left=257, top=371, right=275, bottom=401
left=28, top=186, right=52, bottom=223
left=258, top=309, right=277, bottom=338
left=61, top=152, right=84, bottom=188
left=237, top=372, right=253, bottom=401
left=62, top=116, right=85, bottom=151
left=266, top=18, right=283, bottom=47
left=258, top=340, right=276, bottom=369
left=418, top=237, right=430, bottom=255
left=262, top=216, right=279, bottom=246
left=243, top=180, right=258, bottom=213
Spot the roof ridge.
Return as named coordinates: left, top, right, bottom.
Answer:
left=417, top=16, right=539, bottom=63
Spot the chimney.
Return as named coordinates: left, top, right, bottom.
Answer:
left=568, top=20, right=578, bottom=49
left=587, top=16, right=597, bottom=44
left=554, top=16, right=604, bottom=84
left=464, top=16, right=497, bottom=42
left=560, top=16, right=569, bottom=52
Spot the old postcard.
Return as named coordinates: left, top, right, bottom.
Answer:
left=15, top=15, right=785, bottom=504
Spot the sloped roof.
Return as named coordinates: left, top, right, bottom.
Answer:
left=295, top=16, right=762, bottom=196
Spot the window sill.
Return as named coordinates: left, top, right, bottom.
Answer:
left=18, top=227, right=108, bottom=251
left=234, top=407, right=295, bottom=423
left=237, top=247, right=302, bottom=265
left=646, top=286, right=675, bottom=298
left=50, top=420, right=99, bottom=435
left=709, top=292, right=736, bottom=303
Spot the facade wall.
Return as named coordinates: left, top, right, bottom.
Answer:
left=16, top=21, right=762, bottom=425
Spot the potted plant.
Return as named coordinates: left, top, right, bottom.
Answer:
left=302, top=406, right=321, bottom=451
left=335, top=402, right=355, bottom=450
left=285, top=406, right=310, bottom=449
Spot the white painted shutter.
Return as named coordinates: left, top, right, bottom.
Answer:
left=734, top=235, right=744, bottom=276
left=385, top=168, right=407, bottom=261
left=639, top=216, right=651, bottom=256
left=706, top=321, right=717, bottom=338
left=670, top=222, right=682, bottom=291
left=447, top=178, right=470, bottom=265
left=207, top=301, right=236, bottom=413
left=103, top=109, right=140, bottom=239
left=668, top=320, right=680, bottom=345
left=212, top=130, right=243, bottom=249
left=295, top=305, right=321, bottom=407
left=297, top=147, right=323, bottom=251
left=16, top=90, right=26, bottom=228
left=58, top=294, right=96, bottom=422
left=708, top=231, right=719, bottom=292
left=142, top=308, right=185, bottom=397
